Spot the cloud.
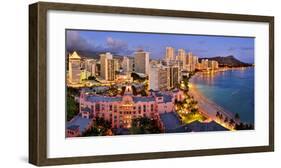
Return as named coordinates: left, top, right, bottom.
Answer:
left=105, top=37, right=133, bottom=55
left=106, top=37, right=127, bottom=50
left=66, top=31, right=94, bottom=51
left=66, top=32, right=134, bottom=55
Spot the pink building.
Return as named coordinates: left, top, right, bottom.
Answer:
left=79, top=85, right=184, bottom=129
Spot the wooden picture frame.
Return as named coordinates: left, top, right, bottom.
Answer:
left=29, top=2, right=274, bottom=166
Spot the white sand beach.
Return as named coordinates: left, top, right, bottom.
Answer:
left=188, top=82, right=238, bottom=130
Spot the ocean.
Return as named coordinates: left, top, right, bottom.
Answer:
left=190, top=67, right=254, bottom=124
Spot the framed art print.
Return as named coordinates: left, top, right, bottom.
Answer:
left=29, top=2, right=274, bottom=166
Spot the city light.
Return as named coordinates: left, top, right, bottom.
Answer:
left=66, top=44, right=252, bottom=137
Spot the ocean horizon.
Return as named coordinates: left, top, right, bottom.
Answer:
left=190, top=67, right=254, bottom=124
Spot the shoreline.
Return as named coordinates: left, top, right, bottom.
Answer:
left=188, top=81, right=238, bottom=130
left=196, top=66, right=254, bottom=74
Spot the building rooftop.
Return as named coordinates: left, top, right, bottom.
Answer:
left=133, top=96, right=155, bottom=103
left=160, top=112, right=228, bottom=133
left=165, top=120, right=228, bottom=133
left=183, top=121, right=228, bottom=132
left=84, top=91, right=173, bottom=104
left=82, top=87, right=109, bottom=93
left=85, top=95, right=122, bottom=103
left=67, top=125, right=79, bottom=131
left=155, top=92, right=173, bottom=103
left=154, top=91, right=163, bottom=97
left=160, top=112, right=181, bottom=131
left=81, top=107, right=91, bottom=112
left=67, top=115, right=92, bottom=134
left=69, top=51, right=81, bottom=59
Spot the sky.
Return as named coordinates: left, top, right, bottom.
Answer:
left=66, top=29, right=255, bottom=64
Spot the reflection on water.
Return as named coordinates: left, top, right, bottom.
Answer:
left=196, top=67, right=249, bottom=85
left=190, top=67, right=254, bottom=124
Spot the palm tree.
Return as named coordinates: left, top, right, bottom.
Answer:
left=224, top=117, right=229, bottom=123
left=235, top=113, right=240, bottom=121
left=219, top=114, right=223, bottom=121
left=190, top=108, right=198, bottom=114
left=216, top=111, right=220, bottom=118
left=229, top=119, right=235, bottom=127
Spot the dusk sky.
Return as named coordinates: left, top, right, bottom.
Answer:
left=66, top=29, right=255, bottom=64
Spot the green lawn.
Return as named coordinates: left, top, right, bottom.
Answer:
left=180, top=111, right=207, bottom=124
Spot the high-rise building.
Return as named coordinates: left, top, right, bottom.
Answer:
left=177, top=48, right=186, bottom=62
left=108, top=59, right=117, bottom=81
left=209, top=60, right=219, bottom=70
left=95, top=62, right=101, bottom=76
left=91, top=63, right=96, bottom=76
left=186, top=52, right=193, bottom=65
left=195, top=63, right=203, bottom=70
left=167, top=65, right=179, bottom=89
left=134, top=50, right=150, bottom=75
left=184, top=52, right=198, bottom=72
left=158, top=68, right=168, bottom=90
left=150, top=65, right=159, bottom=91
left=149, top=64, right=168, bottom=91
left=214, top=61, right=219, bottom=69
left=191, top=55, right=198, bottom=71
left=193, top=56, right=199, bottom=64
left=114, top=60, right=120, bottom=72
left=165, top=47, right=174, bottom=61
left=201, top=59, right=209, bottom=70
left=68, top=51, right=81, bottom=84
left=100, top=52, right=116, bottom=81
left=85, top=59, right=96, bottom=77
left=128, top=58, right=135, bottom=72
left=122, top=56, right=130, bottom=73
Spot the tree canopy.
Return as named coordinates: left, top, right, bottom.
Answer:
left=129, top=117, right=161, bottom=134
left=66, top=96, right=79, bottom=121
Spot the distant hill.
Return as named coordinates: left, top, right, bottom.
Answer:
left=199, top=55, right=253, bottom=67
